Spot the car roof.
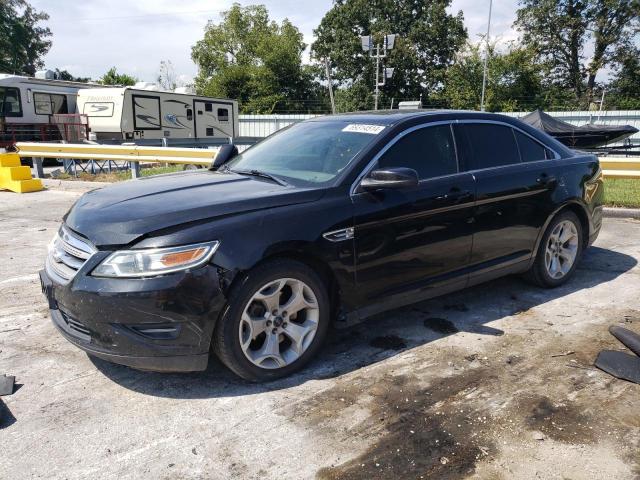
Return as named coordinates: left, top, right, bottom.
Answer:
left=306, top=109, right=574, bottom=158
left=307, top=109, right=518, bottom=127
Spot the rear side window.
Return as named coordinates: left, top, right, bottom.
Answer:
left=515, top=130, right=548, bottom=162
left=378, top=125, right=458, bottom=180
left=458, top=124, right=520, bottom=170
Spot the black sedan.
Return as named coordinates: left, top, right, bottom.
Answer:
left=40, top=110, right=604, bottom=381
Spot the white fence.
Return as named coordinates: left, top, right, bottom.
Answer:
left=239, top=111, right=640, bottom=147
left=239, top=114, right=319, bottom=138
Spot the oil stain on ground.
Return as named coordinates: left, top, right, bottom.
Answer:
left=520, top=395, right=595, bottom=443
left=305, top=369, right=497, bottom=480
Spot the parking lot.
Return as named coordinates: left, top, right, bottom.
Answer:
left=1, top=185, right=639, bottom=479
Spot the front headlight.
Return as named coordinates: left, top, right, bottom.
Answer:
left=91, top=241, right=219, bottom=278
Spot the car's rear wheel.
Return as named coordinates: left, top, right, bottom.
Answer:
left=213, top=259, right=330, bottom=381
left=525, top=210, right=583, bottom=288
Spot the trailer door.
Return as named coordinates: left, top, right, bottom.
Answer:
left=132, top=95, right=161, bottom=130
left=193, top=100, right=234, bottom=138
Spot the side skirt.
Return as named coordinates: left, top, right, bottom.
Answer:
left=337, top=258, right=531, bottom=329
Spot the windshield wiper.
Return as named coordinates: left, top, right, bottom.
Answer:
left=229, top=168, right=289, bottom=186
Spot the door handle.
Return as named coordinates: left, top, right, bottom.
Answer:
left=436, top=190, right=472, bottom=202
left=537, top=173, right=557, bottom=186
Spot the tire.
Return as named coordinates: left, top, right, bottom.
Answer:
left=213, top=259, right=330, bottom=382
left=525, top=210, right=583, bottom=288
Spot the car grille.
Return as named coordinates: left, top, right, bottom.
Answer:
left=46, top=226, right=96, bottom=284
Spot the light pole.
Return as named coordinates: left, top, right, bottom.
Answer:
left=480, top=0, right=493, bottom=112
left=361, top=34, right=397, bottom=110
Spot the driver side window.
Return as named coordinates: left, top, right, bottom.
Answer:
left=378, top=124, right=458, bottom=180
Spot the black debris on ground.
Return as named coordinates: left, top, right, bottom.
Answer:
left=0, top=375, right=15, bottom=396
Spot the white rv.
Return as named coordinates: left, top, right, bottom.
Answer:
left=76, top=87, right=239, bottom=142
left=0, top=73, right=94, bottom=146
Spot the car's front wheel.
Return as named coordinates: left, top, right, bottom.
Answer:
left=213, top=259, right=330, bottom=381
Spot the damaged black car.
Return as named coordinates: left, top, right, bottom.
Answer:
left=40, top=110, right=604, bottom=381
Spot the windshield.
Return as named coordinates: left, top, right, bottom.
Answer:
left=225, top=120, right=383, bottom=186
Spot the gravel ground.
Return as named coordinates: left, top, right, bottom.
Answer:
left=1, top=185, right=639, bottom=480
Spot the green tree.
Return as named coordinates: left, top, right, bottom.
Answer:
left=607, top=47, right=640, bottom=109
left=0, top=0, right=52, bottom=75
left=515, top=0, right=639, bottom=106
left=311, top=0, right=467, bottom=109
left=55, top=68, right=91, bottom=83
left=191, top=3, right=319, bottom=113
left=439, top=43, right=544, bottom=112
left=99, top=67, right=137, bottom=86
left=584, top=0, right=640, bottom=103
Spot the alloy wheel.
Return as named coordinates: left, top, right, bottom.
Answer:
left=238, top=278, right=319, bottom=369
left=544, top=220, right=579, bottom=279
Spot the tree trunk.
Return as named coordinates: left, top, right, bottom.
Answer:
left=586, top=40, right=607, bottom=108
left=567, top=0, right=583, bottom=101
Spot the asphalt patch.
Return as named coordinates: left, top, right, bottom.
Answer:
left=369, top=335, right=407, bottom=351
left=424, top=318, right=459, bottom=334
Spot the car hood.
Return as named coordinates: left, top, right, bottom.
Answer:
left=65, top=170, right=324, bottom=247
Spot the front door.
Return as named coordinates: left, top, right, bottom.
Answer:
left=352, top=123, right=476, bottom=311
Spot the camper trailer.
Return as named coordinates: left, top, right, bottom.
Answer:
left=76, top=87, right=239, bottom=143
left=0, top=73, right=93, bottom=146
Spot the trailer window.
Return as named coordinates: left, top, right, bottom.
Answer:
left=0, top=87, right=22, bottom=117
left=218, top=108, right=229, bottom=122
left=205, top=103, right=212, bottom=112
left=34, top=93, right=68, bottom=115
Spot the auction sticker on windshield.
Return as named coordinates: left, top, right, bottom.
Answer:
left=342, top=124, right=386, bottom=134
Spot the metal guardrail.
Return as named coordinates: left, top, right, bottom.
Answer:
left=15, top=142, right=219, bottom=179
left=599, top=157, right=640, bottom=179
left=10, top=142, right=640, bottom=182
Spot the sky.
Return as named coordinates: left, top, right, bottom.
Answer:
left=31, top=0, right=519, bottom=83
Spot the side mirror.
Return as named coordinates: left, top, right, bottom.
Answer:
left=360, top=167, right=419, bottom=191
left=210, top=144, right=238, bottom=170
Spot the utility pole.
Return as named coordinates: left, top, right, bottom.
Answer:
left=374, top=44, right=380, bottom=110
left=325, top=58, right=336, bottom=114
left=361, top=34, right=397, bottom=110
left=480, top=0, right=493, bottom=112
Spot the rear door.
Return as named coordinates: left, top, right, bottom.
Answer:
left=352, top=123, right=476, bottom=308
left=455, top=122, right=558, bottom=274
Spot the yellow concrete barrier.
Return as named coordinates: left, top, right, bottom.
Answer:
left=0, top=153, right=43, bottom=193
